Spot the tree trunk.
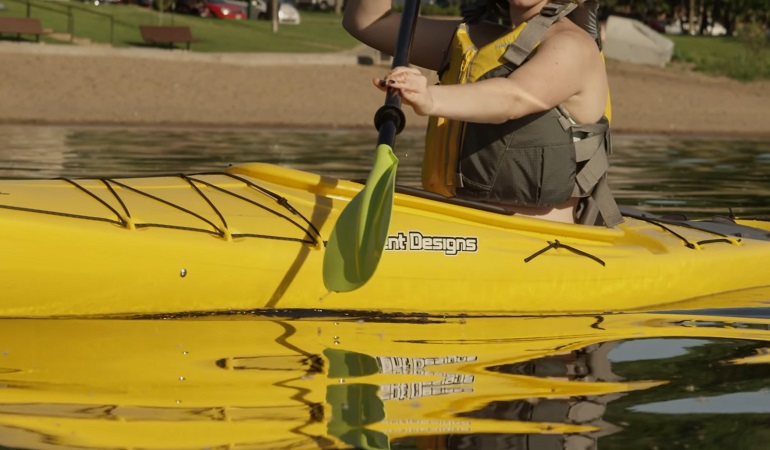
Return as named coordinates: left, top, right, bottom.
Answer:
left=724, top=6, right=734, bottom=36
left=688, top=0, right=696, bottom=35
left=699, top=0, right=708, bottom=35
left=271, top=0, right=278, bottom=33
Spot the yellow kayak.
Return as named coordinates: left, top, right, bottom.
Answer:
left=1, top=312, right=770, bottom=449
left=1, top=162, right=769, bottom=318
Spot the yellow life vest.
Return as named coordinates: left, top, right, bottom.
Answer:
left=422, top=2, right=613, bottom=199
left=422, top=21, right=517, bottom=197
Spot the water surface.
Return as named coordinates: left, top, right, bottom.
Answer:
left=3, top=312, right=770, bottom=449
left=1, top=125, right=770, bottom=449
left=1, top=125, right=769, bottom=217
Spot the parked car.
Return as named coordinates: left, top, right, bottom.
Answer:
left=237, top=0, right=301, bottom=24
left=172, top=0, right=207, bottom=15
left=203, top=0, right=247, bottom=19
left=272, top=1, right=301, bottom=24
left=293, top=0, right=334, bottom=11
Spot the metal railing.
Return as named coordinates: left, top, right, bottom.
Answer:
left=3, top=0, right=117, bottom=43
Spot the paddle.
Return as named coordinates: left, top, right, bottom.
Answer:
left=323, top=0, right=421, bottom=293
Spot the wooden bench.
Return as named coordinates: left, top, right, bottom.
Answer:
left=139, top=25, right=197, bottom=50
left=0, top=17, right=47, bottom=42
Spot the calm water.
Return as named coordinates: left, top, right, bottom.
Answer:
left=1, top=125, right=770, bottom=449
left=1, top=125, right=770, bottom=217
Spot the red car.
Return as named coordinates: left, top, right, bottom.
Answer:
left=202, top=0, right=247, bottom=19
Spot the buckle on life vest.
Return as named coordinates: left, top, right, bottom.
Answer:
left=541, top=2, right=570, bottom=17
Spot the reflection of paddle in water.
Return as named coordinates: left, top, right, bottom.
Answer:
left=4, top=313, right=770, bottom=449
left=216, top=342, right=618, bottom=449
left=317, top=342, right=639, bottom=450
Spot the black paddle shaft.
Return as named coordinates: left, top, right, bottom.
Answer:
left=373, top=0, right=421, bottom=148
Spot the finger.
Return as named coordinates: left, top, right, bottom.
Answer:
left=389, top=66, right=420, bottom=75
left=384, top=72, right=410, bottom=86
left=388, top=68, right=422, bottom=82
left=382, top=67, right=421, bottom=84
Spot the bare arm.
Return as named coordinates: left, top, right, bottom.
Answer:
left=379, top=25, right=608, bottom=124
left=342, top=0, right=459, bottom=71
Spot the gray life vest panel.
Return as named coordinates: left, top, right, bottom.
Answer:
left=451, top=2, right=623, bottom=227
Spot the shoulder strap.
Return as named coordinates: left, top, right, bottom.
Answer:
left=502, top=2, right=578, bottom=67
left=567, top=119, right=623, bottom=227
left=436, top=22, right=468, bottom=79
left=568, top=0, right=602, bottom=49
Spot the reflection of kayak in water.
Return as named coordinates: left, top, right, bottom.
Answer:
left=1, top=163, right=770, bottom=317
left=2, top=311, right=770, bottom=449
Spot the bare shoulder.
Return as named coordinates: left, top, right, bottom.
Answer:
left=539, top=20, right=601, bottom=60
left=527, top=20, right=608, bottom=123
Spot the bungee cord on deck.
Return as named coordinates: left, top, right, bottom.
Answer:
left=0, top=172, right=322, bottom=246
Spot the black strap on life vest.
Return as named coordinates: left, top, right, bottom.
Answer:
left=503, top=2, right=578, bottom=67
left=503, top=3, right=623, bottom=227
left=558, top=112, right=623, bottom=227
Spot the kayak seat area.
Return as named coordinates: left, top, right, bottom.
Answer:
left=139, top=25, right=198, bottom=50
left=394, top=184, right=513, bottom=215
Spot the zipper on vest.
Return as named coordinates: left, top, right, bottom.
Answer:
left=448, top=45, right=479, bottom=190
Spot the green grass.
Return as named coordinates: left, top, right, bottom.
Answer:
left=669, top=34, right=770, bottom=81
left=2, top=0, right=769, bottom=82
left=0, top=0, right=360, bottom=51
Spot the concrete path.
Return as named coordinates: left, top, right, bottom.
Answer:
left=0, top=40, right=383, bottom=66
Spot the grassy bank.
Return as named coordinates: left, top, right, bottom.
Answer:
left=0, top=0, right=359, bottom=52
left=669, top=34, right=770, bottom=81
left=1, top=0, right=768, bottom=81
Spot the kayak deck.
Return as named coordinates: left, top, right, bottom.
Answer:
left=1, top=163, right=769, bottom=318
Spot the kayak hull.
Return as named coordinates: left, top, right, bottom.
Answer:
left=1, top=163, right=769, bottom=317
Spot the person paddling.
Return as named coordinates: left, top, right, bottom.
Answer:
left=343, top=0, right=623, bottom=226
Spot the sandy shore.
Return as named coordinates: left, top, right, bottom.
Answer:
left=0, top=42, right=768, bottom=136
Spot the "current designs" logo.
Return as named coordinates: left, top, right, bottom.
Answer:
left=385, top=231, right=478, bottom=256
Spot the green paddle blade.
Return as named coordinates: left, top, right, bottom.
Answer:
left=326, top=383, right=389, bottom=450
left=323, top=144, right=398, bottom=292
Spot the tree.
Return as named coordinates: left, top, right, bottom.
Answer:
left=271, top=0, right=278, bottom=32
left=605, top=0, right=770, bottom=35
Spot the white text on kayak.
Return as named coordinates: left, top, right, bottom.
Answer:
left=385, top=231, right=478, bottom=256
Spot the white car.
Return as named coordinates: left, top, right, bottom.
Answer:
left=228, top=0, right=301, bottom=24
left=253, top=0, right=301, bottom=24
